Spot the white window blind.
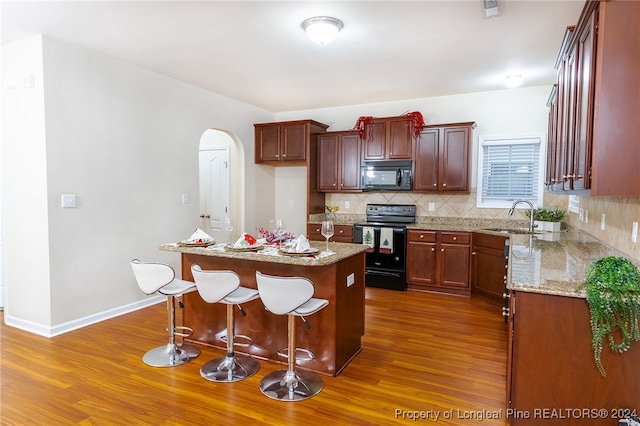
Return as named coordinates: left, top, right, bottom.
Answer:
left=477, top=134, right=545, bottom=208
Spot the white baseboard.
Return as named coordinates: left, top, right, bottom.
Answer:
left=3, top=295, right=165, bottom=338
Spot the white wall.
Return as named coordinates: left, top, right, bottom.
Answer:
left=1, top=36, right=51, bottom=325
left=2, top=36, right=274, bottom=335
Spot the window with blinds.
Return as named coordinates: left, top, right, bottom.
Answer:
left=477, top=134, right=546, bottom=208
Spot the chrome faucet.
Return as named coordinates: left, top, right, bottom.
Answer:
left=508, top=200, right=537, bottom=233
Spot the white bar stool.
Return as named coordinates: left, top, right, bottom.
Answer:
left=130, top=259, right=200, bottom=367
left=191, top=264, right=260, bottom=382
left=255, top=271, right=329, bottom=401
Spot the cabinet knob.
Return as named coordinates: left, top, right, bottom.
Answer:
left=503, top=292, right=511, bottom=300
left=441, top=248, right=445, bottom=252
left=339, top=230, right=344, bottom=234
left=442, top=183, right=447, bottom=187
left=420, top=234, right=424, bottom=239
left=431, top=247, right=435, bottom=252
left=472, top=251, right=476, bottom=255
left=282, top=154, right=286, bottom=158
left=452, top=236, right=457, bottom=241
left=502, top=307, right=510, bottom=317
left=316, top=228, right=320, bottom=232
left=433, top=183, right=437, bottom=187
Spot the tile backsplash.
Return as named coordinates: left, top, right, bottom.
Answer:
left=326, top=192, right=640, bottom=262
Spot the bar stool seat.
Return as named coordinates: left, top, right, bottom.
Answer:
left=191, top=264, right=260, bottom=382
left=255, top=271, right=329, bottom=401
left=130, top=259, right=200, bottom=367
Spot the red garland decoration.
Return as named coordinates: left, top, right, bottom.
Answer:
left=405, top=111, right=425, bottom=140
left=353, top=116, right=374, bottom=143
left=353, top=112, right=425, bottom=143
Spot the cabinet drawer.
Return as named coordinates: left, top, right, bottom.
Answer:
left=408, top=229, right=437, bottom=242
left=440, top=232, right=470, bottom=245
left=334, top=225, right=353, bottom=238
left=307, top=223, right=353, bottom=242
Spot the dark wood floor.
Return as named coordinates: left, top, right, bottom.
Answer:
left=1, top=288, right=508, bottom=425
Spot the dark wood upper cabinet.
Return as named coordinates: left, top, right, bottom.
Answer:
left=318, top=131, right=361, bottom=192
left=547, top=0, right=640, bottom=195
left=254, top=120, right=328, bottom=165
left=361, top=117, right=414, bottom=161
left=413, top=122, right=476, bottom=193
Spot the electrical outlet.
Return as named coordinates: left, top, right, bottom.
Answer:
left=585, top=210, right=589, bottom=224
left=633, top=222, right=638, bottom=244
left=601, top=213, right=606, bottom=231
left=579, top=208, right=584, bottom=222
left=428, top=202, right=435, bottom=211
left=345, top=201, right=350, bottom=209
left=181, top=193, right=189, bottom=204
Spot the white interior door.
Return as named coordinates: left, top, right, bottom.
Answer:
left=199, top=147, right=230, bottom=238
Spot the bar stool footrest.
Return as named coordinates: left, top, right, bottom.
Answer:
left=220, top=334, right=254, bottom=348
left=276, top=347, right=315, bottom=362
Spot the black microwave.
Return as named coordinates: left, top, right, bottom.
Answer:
left=360, top=160, right=413, bottom=191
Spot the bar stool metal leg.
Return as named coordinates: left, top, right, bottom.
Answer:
left=142, top=295, right=201, bottom=367
left=200, top=303, right=260, bottom=382
left=259, top=315, right=323, bottom=401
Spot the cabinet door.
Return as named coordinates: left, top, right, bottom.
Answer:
left=413, top=128, right=439, bottom=191
left=563, top=42, right=579, bottom=189
left=471, top=233, right=508, bottom=306
left=281, top=123, right=307, bottom=161
left=361, top=121, right=387, bottom=160
left=387, top=119, right=413, bottom=159
left=439, top=243, right=471, bottom=289
left=340, top=134, right=361, bottom=190
left=573, top=9, right=596, bottom=191
left=256, top=125, right=281, bottom=162
left=406, top=231, right=437, bottom=286
left=440, top=127, right=469, bottom=192
left=318, top=134, right=339, bottom=191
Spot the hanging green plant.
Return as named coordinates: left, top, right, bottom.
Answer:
left=576, top=256, right=640, bottom=376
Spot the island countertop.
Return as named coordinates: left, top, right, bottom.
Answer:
left=160, top=241, right=368, bottom=267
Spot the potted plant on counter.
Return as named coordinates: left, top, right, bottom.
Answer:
left=524, top=207, right=566, bottom=232
left=577, top=256, right=640, bottom=376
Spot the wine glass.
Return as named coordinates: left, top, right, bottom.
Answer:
left=223, top=217, right=233, bottom=244
left=321, top=220, right=334, bottom=253
left=274, top=219, right=286, bottom=245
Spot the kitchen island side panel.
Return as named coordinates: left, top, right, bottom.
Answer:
left=180, top=251, right=365, bottom=376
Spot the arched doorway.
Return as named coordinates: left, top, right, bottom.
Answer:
left=199, top=129, right=245, bottom=242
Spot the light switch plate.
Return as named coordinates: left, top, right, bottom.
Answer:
left=61, top=194, right=76, bottom=208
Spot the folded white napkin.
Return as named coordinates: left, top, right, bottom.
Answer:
left=188, top=228, right=213, bottom=241
left=233, top=233, right=258, bottom=247
left=292, top=234, right=311, bottom=252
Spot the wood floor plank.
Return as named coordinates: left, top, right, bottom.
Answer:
left=1, top=288, right=508, bottom=425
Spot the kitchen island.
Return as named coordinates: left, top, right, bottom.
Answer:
left=160, top=241, right=367, bottom=376
left=505, top=230, right=640, bottom=425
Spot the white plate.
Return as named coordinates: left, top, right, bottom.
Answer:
left=177, top=238, right=215, bottom=247
left=278, top=247, right=319, bottom=256
left=224, top=244, right=264, bottom=252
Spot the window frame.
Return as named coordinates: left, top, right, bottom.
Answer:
left=476, top=133, right=547, bottom=209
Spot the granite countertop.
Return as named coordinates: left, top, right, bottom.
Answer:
left=309, top=215, right=639, bottom=299
left=160, top=241, right=368, bottom=267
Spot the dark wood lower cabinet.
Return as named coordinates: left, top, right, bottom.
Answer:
left=508, top=291, right=640, bottom=425
left=471, top=232, right=509, bottom=306
left=407, top=230, right=470, bottom=296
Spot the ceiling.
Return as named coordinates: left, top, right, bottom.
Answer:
left=2, top=1, right=586, bottom=113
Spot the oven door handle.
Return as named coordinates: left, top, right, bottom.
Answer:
left=397, top=169, right=402, bottom=186
left=366, top=270, right=401, bottom=278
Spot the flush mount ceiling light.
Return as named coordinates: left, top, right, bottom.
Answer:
left=505, top=74, right=523, bottom=88
left=301, top=16, right=343, bottom=45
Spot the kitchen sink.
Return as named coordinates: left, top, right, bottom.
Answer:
left=483, top=228, right=543, bottom=235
